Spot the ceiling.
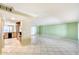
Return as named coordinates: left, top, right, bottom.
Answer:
left=3, top=3, right=79, bottom=25
left=4, top=3, right=79, bottom=17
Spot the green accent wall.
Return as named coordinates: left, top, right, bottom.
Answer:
left=37, top=22, right=78, bottom=40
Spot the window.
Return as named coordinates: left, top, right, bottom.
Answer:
left=3, top=25, right=13, bottom=32
left=31, top=26, right=37, bottom=35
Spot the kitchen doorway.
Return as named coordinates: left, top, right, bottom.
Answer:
left=3, top=25, right=14, bottom=39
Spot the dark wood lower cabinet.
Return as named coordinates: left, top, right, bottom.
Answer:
left=3, top=32, right=17, bottom=39
left=8, top=33, right=12, bottom=38
left=3, top=32, right=22, bottom=39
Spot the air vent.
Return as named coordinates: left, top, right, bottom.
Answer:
left=0, top=4, right=13, bottom=12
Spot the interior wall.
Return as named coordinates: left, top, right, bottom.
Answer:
left=78, top=23, right=79, bottom=40
left=21, top=17, right=35, bottom=46
left=0, top=18, right=3, bottom=54
left=37, top=22, right=78, bottom=40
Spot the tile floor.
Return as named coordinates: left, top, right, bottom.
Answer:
left=2, top=36, right=78, bottom=55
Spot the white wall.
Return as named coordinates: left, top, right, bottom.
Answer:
left=22, top=17, right=35, bottom=39
left=0, top=17, right=3, bottom=53
left=0, top=17, right=3, bottom=39
left=21, top=17, right=36, bottom=45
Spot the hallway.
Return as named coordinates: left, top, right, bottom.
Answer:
left=2, top=36, right=77, bottom=55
